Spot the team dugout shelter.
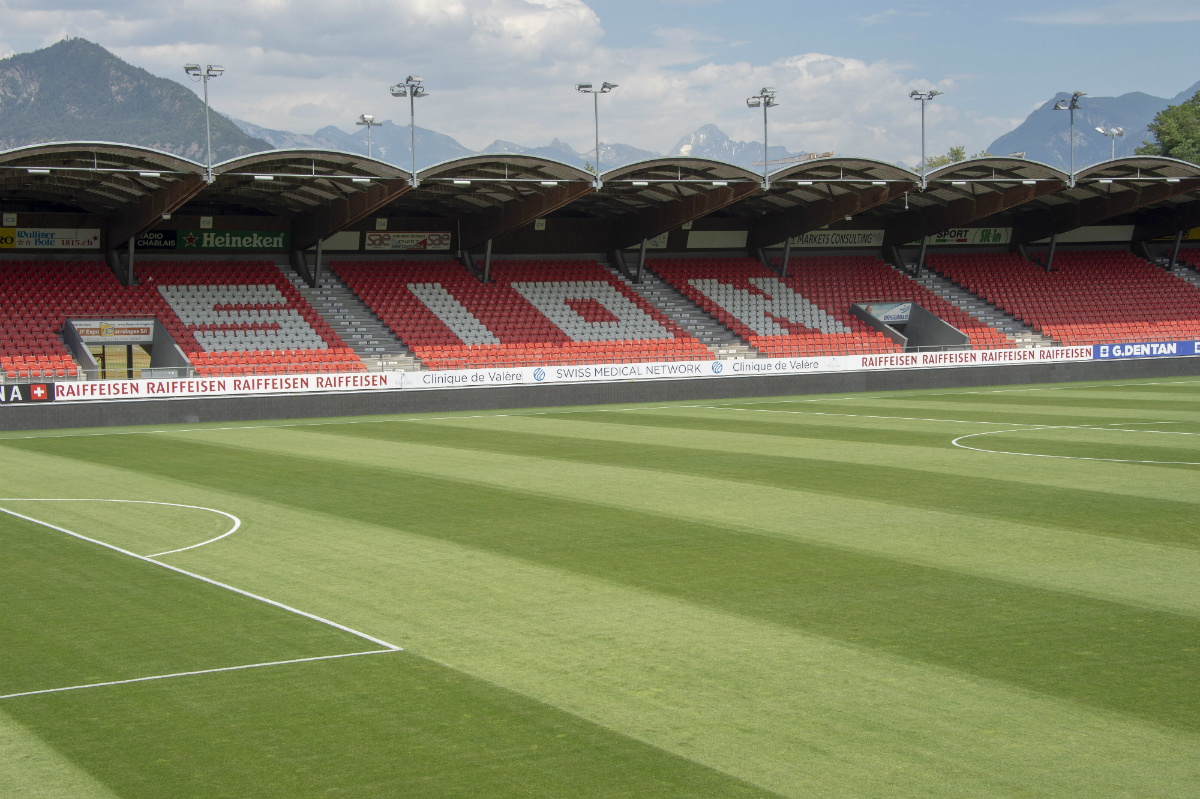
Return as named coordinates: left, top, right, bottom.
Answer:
left=2, top=140, right=1200, bottom=383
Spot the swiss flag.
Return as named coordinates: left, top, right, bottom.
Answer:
left=30, top=383, right=51, bottom=401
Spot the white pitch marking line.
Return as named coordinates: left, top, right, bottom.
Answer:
left=0, top=504, right=401, bottom=652
left=685, top=405, right=1062, bottom=427
left=950, top=427, right=1200, bottom=466
left=0, top=650, right=395, bottom=701
left=0, top=498, right=240, bottom=557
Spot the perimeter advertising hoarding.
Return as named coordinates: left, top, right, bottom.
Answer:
left=402, top=345, right=1095, bottom=391
left=1094, top=341, right=1200, bottom=359
left=35, top=341, right=1200, bottom=403
left=53, top=372, right=402, bottom=403
left=71, top=320, right=154, bottom=344
left=364, top=231, right=453, bottom=251
left=0, top=228, right=101, bottom=249
left=0, top=383, right=54, bottom=403
left=177, top=231, right=290, bottom=251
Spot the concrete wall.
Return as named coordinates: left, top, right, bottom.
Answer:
left=3, top=356, right=1197, bottom=432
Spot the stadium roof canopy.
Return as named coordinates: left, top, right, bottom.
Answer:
left=4, top=143, right=1200, bottom=259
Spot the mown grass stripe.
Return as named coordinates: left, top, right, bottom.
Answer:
left=7, top=434, right=1200, bottom=733
left=308, top=420, right=1200, bottom=548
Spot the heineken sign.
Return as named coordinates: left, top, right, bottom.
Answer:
left=177, top=230, right=290, bottom=251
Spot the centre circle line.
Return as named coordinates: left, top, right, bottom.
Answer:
left=951, top=426, right=1200, bottom=466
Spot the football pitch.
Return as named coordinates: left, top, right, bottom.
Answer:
left=2, top=377, right=1198, bottom=798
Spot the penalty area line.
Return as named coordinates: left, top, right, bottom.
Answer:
left=0, top=504, right=402, bottom=653
left=0, top=649, right=397, bottom=700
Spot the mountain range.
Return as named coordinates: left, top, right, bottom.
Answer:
left=987, top=82, right=1200, bottom=168
left=0, top=38, right=269, bottom=160
left=0, top=38, right=1195, bottom=174
left=229, top=117, right=798, bottom=172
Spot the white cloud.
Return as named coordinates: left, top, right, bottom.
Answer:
left=0, top=0, right=999, bottom=162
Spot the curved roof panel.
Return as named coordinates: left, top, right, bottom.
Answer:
left=1075, top=155, right=1200, bottom=181
left=601, top=157, right=761, bottom=183
left=213, top=148, right=411, bottom=180
left=0, top=141, right=206, bottom=214
left=0, top=141, right=205, bottom=173
left=925, top=156, right=1067, bottom=183
left=420, top=153, right=592, bottom=183
left=771, top=156, right=918, bottom=183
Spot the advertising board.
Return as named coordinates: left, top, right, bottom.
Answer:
left=70, top=320, right=155, bottom=345
left=1094, top=340, right=1200, bottom=359
left=0, top=228, right=101, bottom=249
left=25, top=340, right=1200, bottom=404
left=787, top=230, right=885, bottom=248
left=177, top=231, right=290, bottom=251
left=135, top=231, right=178, bottom=250
left=860, top=301, right=912, bottom=323
left=364, top=231, right=453, bottom=251
left=919, top=228, right=1012, bottom=246
left=0, top=383, right=54, bottom=403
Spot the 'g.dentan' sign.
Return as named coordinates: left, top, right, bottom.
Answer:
left=365, top=231, right=453, bottom=251
left=178, top=231, right=290, bottom=251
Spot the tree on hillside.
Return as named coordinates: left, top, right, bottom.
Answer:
left=1136, top=90, right=1200, bottom=164
left=916, top=145, right=991, bottom=172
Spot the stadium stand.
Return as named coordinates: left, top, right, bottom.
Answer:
left=136, top=260, right=364, bottom=376
left=926, top=250, right=1200, bottom=346
left=332, top=258, right=712, bottom=369
left=649, top=255, right=1013, bottom=356
left=0, top=258, right=158, bottom=380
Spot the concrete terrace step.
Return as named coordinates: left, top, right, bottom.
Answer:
left=283, top=265, right=424, bottom=372
left=1171, top=260, right=1200, bottom=292
left=607, top=264, right=760, bottom=359
left=903, top=264, right=1057, bottom=348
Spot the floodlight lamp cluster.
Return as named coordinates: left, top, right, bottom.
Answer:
left=1095, top=126, right=1124, bottom=138
left=909, top=89, right=942, bottom=102
left=183, top=64, right=224, bottom=80
left=390, top=76, right=427, bottom=98
left=746, top=87, right=778, bottom=109
left=576, top=82, right=618, bottom=94
left=1054, top=91, right=1086, bottom=111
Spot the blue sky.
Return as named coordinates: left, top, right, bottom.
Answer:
left=2, top=0, right=1197, bottom=164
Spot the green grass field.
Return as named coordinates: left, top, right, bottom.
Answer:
left=2, top=377, right=1198, bottom=798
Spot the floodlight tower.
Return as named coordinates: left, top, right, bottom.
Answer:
left=909, top=89, right=942, bottom=191
left=575, top=81, right=618, bottom=188
left=1054, top=91, right=1086, bottom=187
left=390, top=77, right=428, bottom=186
left=183, top=63, right=225, bottom=183
left=1096, top=126, right=1124, bottom=160
left=746, top=88, right=778, bottom=189
left=357, top=114, right=381, bottom=158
